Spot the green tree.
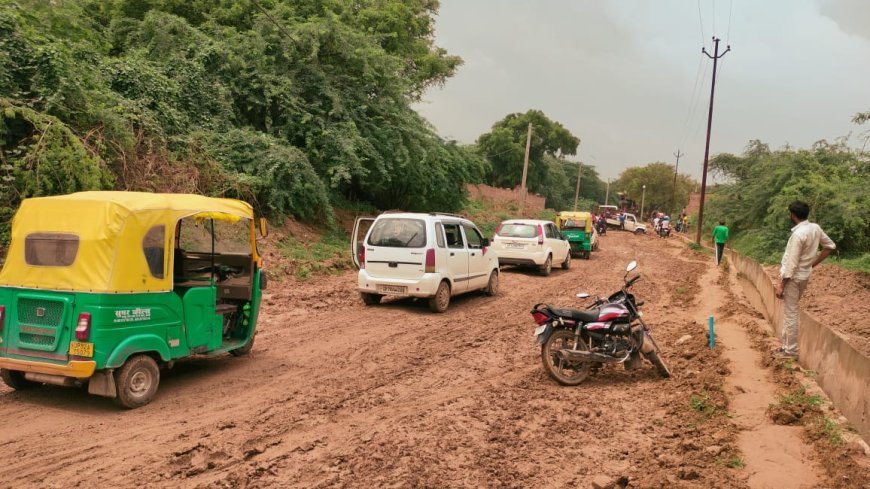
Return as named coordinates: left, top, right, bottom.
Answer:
left=477, top=110, right=580, bottom=194
left=705, top=139, right=869, bottom=262
left=536, top=156, right=605, bottom=211
left=0, top=0, right=480, bottom=237
left=615, top=162, right=696, bottom=217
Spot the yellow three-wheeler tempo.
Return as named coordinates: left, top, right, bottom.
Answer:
left=0, top=192, right=267, bottom=408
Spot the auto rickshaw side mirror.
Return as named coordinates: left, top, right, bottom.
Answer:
left=258, top=217, right=269, bottom=238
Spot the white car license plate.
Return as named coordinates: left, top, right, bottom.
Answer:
left=506, top=243, right=525, bottom=249
left=378, top=285, right=407, bottom=295
left=533, top=325, right=547, bottom=336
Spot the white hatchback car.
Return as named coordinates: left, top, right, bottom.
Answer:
left=351, top=213, right=500, bottom=312
left=490, top=219, right=571, bottom=275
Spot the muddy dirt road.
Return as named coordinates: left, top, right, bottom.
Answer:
left=0, top=232, right=843, bottom=487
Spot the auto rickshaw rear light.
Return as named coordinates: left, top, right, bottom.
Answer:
left=537, top=225, right=544, bottom=245
left=75, top=313, right=91, bottom=341
left=0, top=305, right=5, bottom=333
left=425, top=248, right=436, bottom=273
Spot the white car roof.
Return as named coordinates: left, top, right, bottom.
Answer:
left=376, top=212, right=469, bottom=223
left=500, top=219, right=551, bottom=225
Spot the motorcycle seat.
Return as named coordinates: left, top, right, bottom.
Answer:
left=551, top=308, right=600, bottom=323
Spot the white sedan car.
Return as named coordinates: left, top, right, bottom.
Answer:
left=490, top=219, right=571, bottom=276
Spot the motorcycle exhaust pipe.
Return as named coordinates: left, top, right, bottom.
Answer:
left=556, top=349, right=629, bottom=364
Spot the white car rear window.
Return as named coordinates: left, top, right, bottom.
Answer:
left=367, top=218, right=427, bottom=248
left=496, top=224, right=537, bottom=238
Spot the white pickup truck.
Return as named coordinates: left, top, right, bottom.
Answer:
left=606, top=212, right=646, bottom=234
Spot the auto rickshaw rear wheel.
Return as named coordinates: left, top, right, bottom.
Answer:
left=0, top=369, right=40, bottom=390
left=114, top=354, right=160, bottom=409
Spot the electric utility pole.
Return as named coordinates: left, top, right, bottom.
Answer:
left=671, top=149, right=683, bottom=215
left=519, top=122, right=532, bottom=215
left=572, top=161, right=582, bottom=211
left=695, top=37, right=730, bottom=245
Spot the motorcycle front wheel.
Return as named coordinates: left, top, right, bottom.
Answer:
left=541, top=329, right=591, bottom=386
left=644, top=350, right=671, bottom=378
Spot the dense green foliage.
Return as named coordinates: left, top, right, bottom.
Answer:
left=704, top=139, right=869, bottom=265
left=537, top=155, right=605, bottom=212
left=616, top=162, right=696, bottom=218
left=0, top=0, right=482, bottom=242
left=476, top=109, right=604, bottom=211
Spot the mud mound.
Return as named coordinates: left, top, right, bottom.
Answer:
left=763, top=264, right=870, bottom=357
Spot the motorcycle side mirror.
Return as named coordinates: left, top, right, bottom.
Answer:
left=626, top=260, right=638, bottom=273
left=576, top=293, right=590, bottom=299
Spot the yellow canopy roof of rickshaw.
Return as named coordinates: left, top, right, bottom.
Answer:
left=556, top=211, right=592, bottom=230
left=0, top=192, right=254, bottom=293
left=557, top=211, right=591, bottom=219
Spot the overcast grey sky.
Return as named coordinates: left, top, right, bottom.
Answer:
left=413, top=0, right=870, bottom=180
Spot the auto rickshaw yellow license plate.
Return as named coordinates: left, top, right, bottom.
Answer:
left=69, top=341, right=94, bottom=357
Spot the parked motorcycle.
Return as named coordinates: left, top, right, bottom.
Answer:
left=530, top=261, right=671, bottom=385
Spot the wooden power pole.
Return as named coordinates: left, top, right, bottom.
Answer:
left=695, top=37, right=730, bottom=245
left=519, top=122, right=532, bottom=215
left=670, top=149, right=683, bottom=215
left=572, top=161, right=582, bottom=211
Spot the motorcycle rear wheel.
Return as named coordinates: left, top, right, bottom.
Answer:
left=644, top=350, right=671, bottom=378
left=541, top=329, right=591, bottom=386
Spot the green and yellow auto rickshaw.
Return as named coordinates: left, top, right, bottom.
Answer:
left=556, top=211, right=596, bottom=259
left=0, top=191, right=267, bottom=408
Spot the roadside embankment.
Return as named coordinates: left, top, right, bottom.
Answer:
left=729, top=250, right=870, bottom=441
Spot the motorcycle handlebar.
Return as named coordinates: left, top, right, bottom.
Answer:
left=626, top=275, right=640, bottom=287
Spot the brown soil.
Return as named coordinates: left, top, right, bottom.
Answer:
left=733, top=265, right=870, bottom=488
left=762, top=263, right=870, bottom=357
left=0, top=231, right=862, bottom=487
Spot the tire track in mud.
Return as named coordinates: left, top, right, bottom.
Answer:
left=1, top=232, right=748, bottom=488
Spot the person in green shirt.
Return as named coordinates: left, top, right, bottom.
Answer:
left=712, top=220, right=729, bottom=265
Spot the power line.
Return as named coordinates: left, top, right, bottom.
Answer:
left=726, top=0, right=734, bottom=44
left=713, top=0, right=717, bottom=37
left=684, top=61, right=711, bottom=149
left=697, top=0, right=706, bottom=46
left=250, top=0, right=296, bottom=43
left=481, top=146, right=520, bottom=159
left=678, top=55, right=707, bottom=150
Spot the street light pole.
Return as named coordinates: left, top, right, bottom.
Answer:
left=640, top=185, right=646, bottom=220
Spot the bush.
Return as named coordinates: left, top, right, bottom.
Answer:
left=196, top=129, right=331, bottom=221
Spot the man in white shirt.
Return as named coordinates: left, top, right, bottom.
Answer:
left=773, top=201, right=836, bottom=359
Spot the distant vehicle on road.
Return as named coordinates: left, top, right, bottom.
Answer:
left=607, top=212, right=646, bottom=234
left=555, top=211, right=598, bottom=259
left=490, top=219, right=572, bottom=275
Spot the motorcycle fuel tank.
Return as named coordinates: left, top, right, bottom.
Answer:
left=598, top=304, right=630, bottom=321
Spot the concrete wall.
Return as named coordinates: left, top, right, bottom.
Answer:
left=729, top=250, right=870, bottom=440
